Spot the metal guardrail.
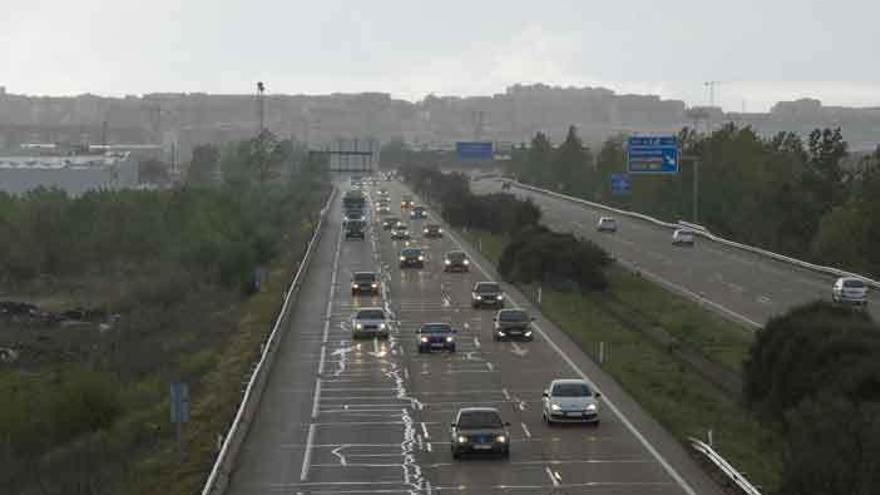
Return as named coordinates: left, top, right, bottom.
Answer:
left=200, top=187, right=337, bottom=495
left=509, top=180, right=880, bottom=290
left=689, top=438, right=762, bottom=495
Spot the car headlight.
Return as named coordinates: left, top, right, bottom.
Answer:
left=352, top=283, right=358, bottom=288
left=472, top=293, right=479, bottom=299
left=496, top=295, right=504, bottom=300
left=586, top=404, right=597, bottom=412
left=444, top=259, right=451, bottom=265
left=496, top=435, right=507, bottom=443
left=438, top=229, right=443, bottom=233
left=524, top=330, right=532, bottom=337
left=400, top=256, right=406, bottom=261
left=371, top=283, right=378, bottom=288
left=457, top=435, right=468, bottom=444
left=423, top=229, right=428, bottom=234
left=446, top=336, right=454, bottom=343
left=355, top=323, right=363, bottom=330
left=550, top=403, right=561, bottom=411
left=463, top=260, right=470, bottom=265
left=379, top=323, right=386, bottom=329
left=418, top=255, right=424, bottom=261
left=497, top=330, right=505, bottom=336
left=420, top=336, right=429, bottom=343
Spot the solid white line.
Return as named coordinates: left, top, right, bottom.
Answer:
left=311, top=378, right=322, bottom=419
left=520, top=422, right=532, bottom=438
left=442, top=226, right=699, bottom=495
left=502, top=388, right=511, bottom=400
left=485, top=361, right=494, bottom=371
left=420, top=422, right=430, bottom=439
left=317, top=345, right=326, bottom=376
left=299, top=423, right=316, bottom=481
left=545, top=466, right=560, bottom=487
left=473, top=336, right=481, bottom=349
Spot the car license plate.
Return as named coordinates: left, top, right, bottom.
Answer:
left=565, top=412, right=581, bottom=417
left=473, top=444, right=492, bottom=450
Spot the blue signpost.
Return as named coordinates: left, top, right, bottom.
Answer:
left=170, top=382, right=189, bottom=452
left=627, top=136, right=678, bottom=174
left=610, top=174, right=631, bottom=195
left=456, top=141, right=494, bottom=161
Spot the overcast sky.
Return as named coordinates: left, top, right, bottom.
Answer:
left=2, top=0, right=879, bottom=111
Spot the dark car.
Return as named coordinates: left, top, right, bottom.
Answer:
left=351, top=272, right=380, bottom=296
left=451, top=407, right=510, bottom=459
left=344, top=219, right=366, bottom=240
left=423, top=224, right=443, bottom=238
left=417, top=322, right=456, bottom=353
left=443, top=251, right=470, bottom=272
left=401, top=196, right=414, bottom=209
left=472, top=281, right=504, bottom=308
left=493, top=309, right=534, bottom=341
left=399, top=247, right=425, bottom=268
left=410, top=206, right=427, bottom=219
left=383, top=217, right=401, bottom=230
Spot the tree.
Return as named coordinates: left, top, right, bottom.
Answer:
left=137, top=159, right=170, bottom=185
left=187, top=144, right=220, bottom=186
left=552, top=126, right=594, bottom=195
left=805, top=127, right=848, bottom=210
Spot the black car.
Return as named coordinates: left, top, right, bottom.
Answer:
left=472, top=281, right=504, bottom=308
left=493, top=309, right=534, bottom=341
left=417, top=323, right=456, bottom=353
left=383, top=217, right=401, bottom=230
left=451, top=407, right=510, bottom=459
left=423, top=224, right=443, bottom=238
left=410, top=206, right=427, bottom=219
left=399, top=247, right=425, bottom=268
left=443, top=251, right=470, bottom=272
left=351, top=272, right=380, bottom=296
left=344, top=219, right=366, bottom=240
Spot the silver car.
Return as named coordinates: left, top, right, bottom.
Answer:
left=596, top=217, right=617, bottom=233
left=672, top=228, right=695, bottom=246
left=542, top=379, right=601, bottom=425
left=832, top=277, right=869, bottom=306
left=351, top=307, right=390, bottom=339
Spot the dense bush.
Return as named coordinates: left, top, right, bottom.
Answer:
left=498, top=226, right=610, bottom=291
left=742, top=301, right=880, bottom=494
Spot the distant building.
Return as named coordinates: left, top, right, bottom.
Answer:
left=0, top=153, right=138, bottom=196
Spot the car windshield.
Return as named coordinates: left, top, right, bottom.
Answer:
left=552, top=383, right=592, bottom=397
left=843, top=279, right=866, bottom=288
left=427, top=224, right=440, bottom=230
left=394, top=225, right=407, bottom=230
left=421, top=324, right=452, bottom=334
left=457, top=411, right=503, bottom=429
left=499, top=310, right=527, bottom=322
left=447, top=252, right=466, bottom=261
left=356, top=309, right=384, bottom=320
left=476, top=283, right=500, bottom=293
left=354, top=273, right=375, bottom=282
left=402, top=249, right=422, bottom=257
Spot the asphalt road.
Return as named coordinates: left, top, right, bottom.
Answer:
left=471, top=179, right=879, bottom=327
left=226, top=180, right=724, bottom=495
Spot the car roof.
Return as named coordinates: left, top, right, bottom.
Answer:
left=550, top=378, right=589, bottom=387
left=457, top=406, right=501, bottom=415
left=353, top=271, right=376, bottom=277
left=355, top=306, right=384, bottom=313
left=401, top=247, right=423, bottom=253
left=446, top=250, right=465, bottom=255
left=421, top=322, right=452, bottom=329
left=475, top=281, right=499, bottom=287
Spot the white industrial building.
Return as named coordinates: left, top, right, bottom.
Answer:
left=0, top=153, right=138, bottom=196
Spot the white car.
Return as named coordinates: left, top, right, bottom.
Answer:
left=542, top=379, right=601, bottom=425
left=351, top=307, right=390, bottom=339
left=832, top=277, right=869, bottom=306
left=596, top=217, right=617, bottom=233
left=672, top=228, right=695, bottom=246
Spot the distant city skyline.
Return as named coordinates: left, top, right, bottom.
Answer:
left=2, top=0, right=879, bottom=112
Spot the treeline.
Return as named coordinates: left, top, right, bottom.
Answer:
left=743, top=302, right=880, bottom=494
left=509, top=124, right=880, bottom=276
left=402, top=166, right=609, bottom=291
left=0, top=131, right=330, bottom=494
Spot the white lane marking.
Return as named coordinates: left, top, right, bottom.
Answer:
left=317, top=344, right=326, bottom=376
left=545, top=466, right=560, bottom=487
left=426, top=442, right=433, bottom=452
left=473, top=336, right=481, bottom=349
left=502, top=388, right=511, bottom=401
left=331, top=445, right=349, bottom=466
left=299, top=423, right=316, bottom=481
left=485, top=361, right=494, bottom=371
left=420, top=422, right=430, bottom=439
left=311, top=378, right=322, bottom=419
left=510, top=342, right=529, bottom=357
left=442, top=226, right=700, bottom=495
left=520, top=422, right=532, bottom=438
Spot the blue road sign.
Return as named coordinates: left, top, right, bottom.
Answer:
left=627, top=136, right=678, bottom=174
left=610, top=173, right=631, bottom=195
left=170, top=382, right=190, bottom=424
left=456, top=141, right=493, bottom=161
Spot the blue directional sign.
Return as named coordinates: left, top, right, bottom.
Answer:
left=456, top=141, right=494, bottom=161
left=627, top=136, right=679, bottom=174
left=170, top=382, right=190, bottom=424
left=610, top=173, right=631, bottom=195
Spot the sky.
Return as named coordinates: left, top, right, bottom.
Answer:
left=1, top=0, right=879, bottom=111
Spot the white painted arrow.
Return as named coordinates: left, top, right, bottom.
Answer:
left=510, top=342, right=529, bottom=357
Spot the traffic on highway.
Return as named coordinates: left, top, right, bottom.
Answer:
left=226, top=177, right=722, bottom=495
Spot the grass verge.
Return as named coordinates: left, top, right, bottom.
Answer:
left=461, top=228, right=781, bottom=492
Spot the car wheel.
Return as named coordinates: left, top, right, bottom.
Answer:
left=502, top=449, right=510, bottom=459
left=452, top=451, right=460, bottom=460
left=449, top=345, right=456, bottom=353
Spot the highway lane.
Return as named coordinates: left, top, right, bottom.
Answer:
left=226, top=180, right=724, bottom=494
left=471, top=179, right=879, bottom=326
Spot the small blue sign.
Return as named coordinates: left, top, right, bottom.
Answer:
left=610, top=174, right=631, bottom=195
left=170, top=382, right=190, bottom=424
left=456, top=141, right=494, bottom=161
left=627, top=136, right=678, bottom=174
